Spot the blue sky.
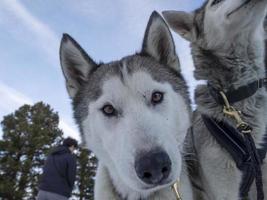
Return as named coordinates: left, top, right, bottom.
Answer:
left=0, top=0, right=204, bottom=140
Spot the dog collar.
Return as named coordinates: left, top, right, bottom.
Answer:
left=207, top=78, right=266, bottom=105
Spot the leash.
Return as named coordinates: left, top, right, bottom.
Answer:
left=202, top=115, right=266, bottom=198
left=175, top=78, right=267, bottom=199
left=172, top=181, right=182, bottom=200
left=220, top=91, right=264, bottom=200
left=202, top=78, right=267, bottom=199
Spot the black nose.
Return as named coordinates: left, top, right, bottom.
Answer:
left=135, top=150, right=171, bottom=185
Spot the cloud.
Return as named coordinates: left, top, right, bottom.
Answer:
left=0, top=1, right=80, bottom=140
left=0, top=82, right=80, bottom=140
left=118, top=0, right=193, bottom=36
left=59, top=120, right=80, bottom=141
left=0, top=82, right=33, bottom=112
left=0, top=0, right=59, bottom=65
left=62, top=0, right=200, bottom=105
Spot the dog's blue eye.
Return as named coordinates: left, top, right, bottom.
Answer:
left=211, top=0, right=224, bottom=6
left=151, top=91, right=164, bottom=105
left=102, top=104, right=116, bottom=116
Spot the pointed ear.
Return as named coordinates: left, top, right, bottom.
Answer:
left=141, top=11, right=180, bottom=72
left=60, top=34, right=97, bottom=98
left=162, top=11, right=194, bottom=42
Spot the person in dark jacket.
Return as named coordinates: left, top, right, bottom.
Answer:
left=37, top=137, right=78, bottom=200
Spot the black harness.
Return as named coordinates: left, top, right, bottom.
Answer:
left=203, top=79, right=267, bottom=199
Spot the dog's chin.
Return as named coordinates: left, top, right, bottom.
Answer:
left=134, top=177, right=177, bottom=194
left=226, top=0, right=251, bottom=18
left=125, top=179, right=176, bottom=199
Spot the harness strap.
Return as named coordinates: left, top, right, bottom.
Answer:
left=202, top=115, right=266, bottom=198
left=202, top=115, right=250, bottom=169
left=239, top=163, right=255, bottom=199
left=243, top=132, right=264, bottom=200
left=207, top=79, right=266, bottom=105
left=205, top=78, right=267, bottom=199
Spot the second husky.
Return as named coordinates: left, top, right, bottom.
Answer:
left=163, top=0, right=267, bottom=199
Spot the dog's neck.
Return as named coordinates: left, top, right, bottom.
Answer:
left=194, top=27, right=265, bottom=89
left=193, top=26, right=267, bottom=143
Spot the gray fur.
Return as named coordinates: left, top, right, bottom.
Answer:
left=60, top=11, right=193, bottom=200
left=164, top=0, right=267, bottom=199
left=60, top=34, right=98, bottom=98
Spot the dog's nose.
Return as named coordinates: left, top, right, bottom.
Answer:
left=135, top=150, right=171, bottom=185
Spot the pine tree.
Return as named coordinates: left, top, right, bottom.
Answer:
left=73, top=148, right=97, bottom=200
left=0, top=102, right=63, bottom=200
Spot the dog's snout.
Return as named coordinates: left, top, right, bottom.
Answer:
left=135, top=150, right=171, bottom=185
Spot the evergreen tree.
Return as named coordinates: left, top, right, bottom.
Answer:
left=73, top=148, right=97, bottom=200
left=0, top=102, right=98, bottom=199
left=0, top=102, right=63, bottom=200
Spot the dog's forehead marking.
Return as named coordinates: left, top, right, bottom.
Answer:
left=100, top=69, right=163, bottom=103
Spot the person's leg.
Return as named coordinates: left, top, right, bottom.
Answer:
left=36, top=190, right=48, bottom=200
left=44, top=191, right=68, bottom=200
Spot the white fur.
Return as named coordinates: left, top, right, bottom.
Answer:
left=95, top=163, right=193, bottom=200
left=82, top=71, right=191, bottom=199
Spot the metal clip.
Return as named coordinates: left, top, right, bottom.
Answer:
left=172, top=181, right=182, bottom=200
left=223, top=106, right=243, bottom=127
left=220, top=91, right=252, bottom=134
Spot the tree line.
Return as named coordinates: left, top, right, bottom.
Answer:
left=0, top=102, right=97, bottom=200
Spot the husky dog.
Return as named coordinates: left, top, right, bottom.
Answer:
left=163, top=0, right=267, bottom=199
left=59, top=12, right=193, bottom=200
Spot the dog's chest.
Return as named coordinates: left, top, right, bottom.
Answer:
left=193, top=116, right=242, bottom=169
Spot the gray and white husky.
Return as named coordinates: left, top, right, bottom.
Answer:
left=59, top=12, right=193, bottom=200
left=163, top=0, right=267, bottom=199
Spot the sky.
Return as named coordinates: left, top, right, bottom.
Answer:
left=0, top=0, right=205, bottom=141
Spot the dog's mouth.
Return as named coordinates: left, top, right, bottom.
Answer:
left=226, top=0, right=251, bottom=18
left=140, top=178, right=174, bottom=191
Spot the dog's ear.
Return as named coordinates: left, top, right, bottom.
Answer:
left=60, top=34, right=97, bottom=98
left=141, top=11, right=180, bottom=72
left=162, top=11, right=194, bottom=42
